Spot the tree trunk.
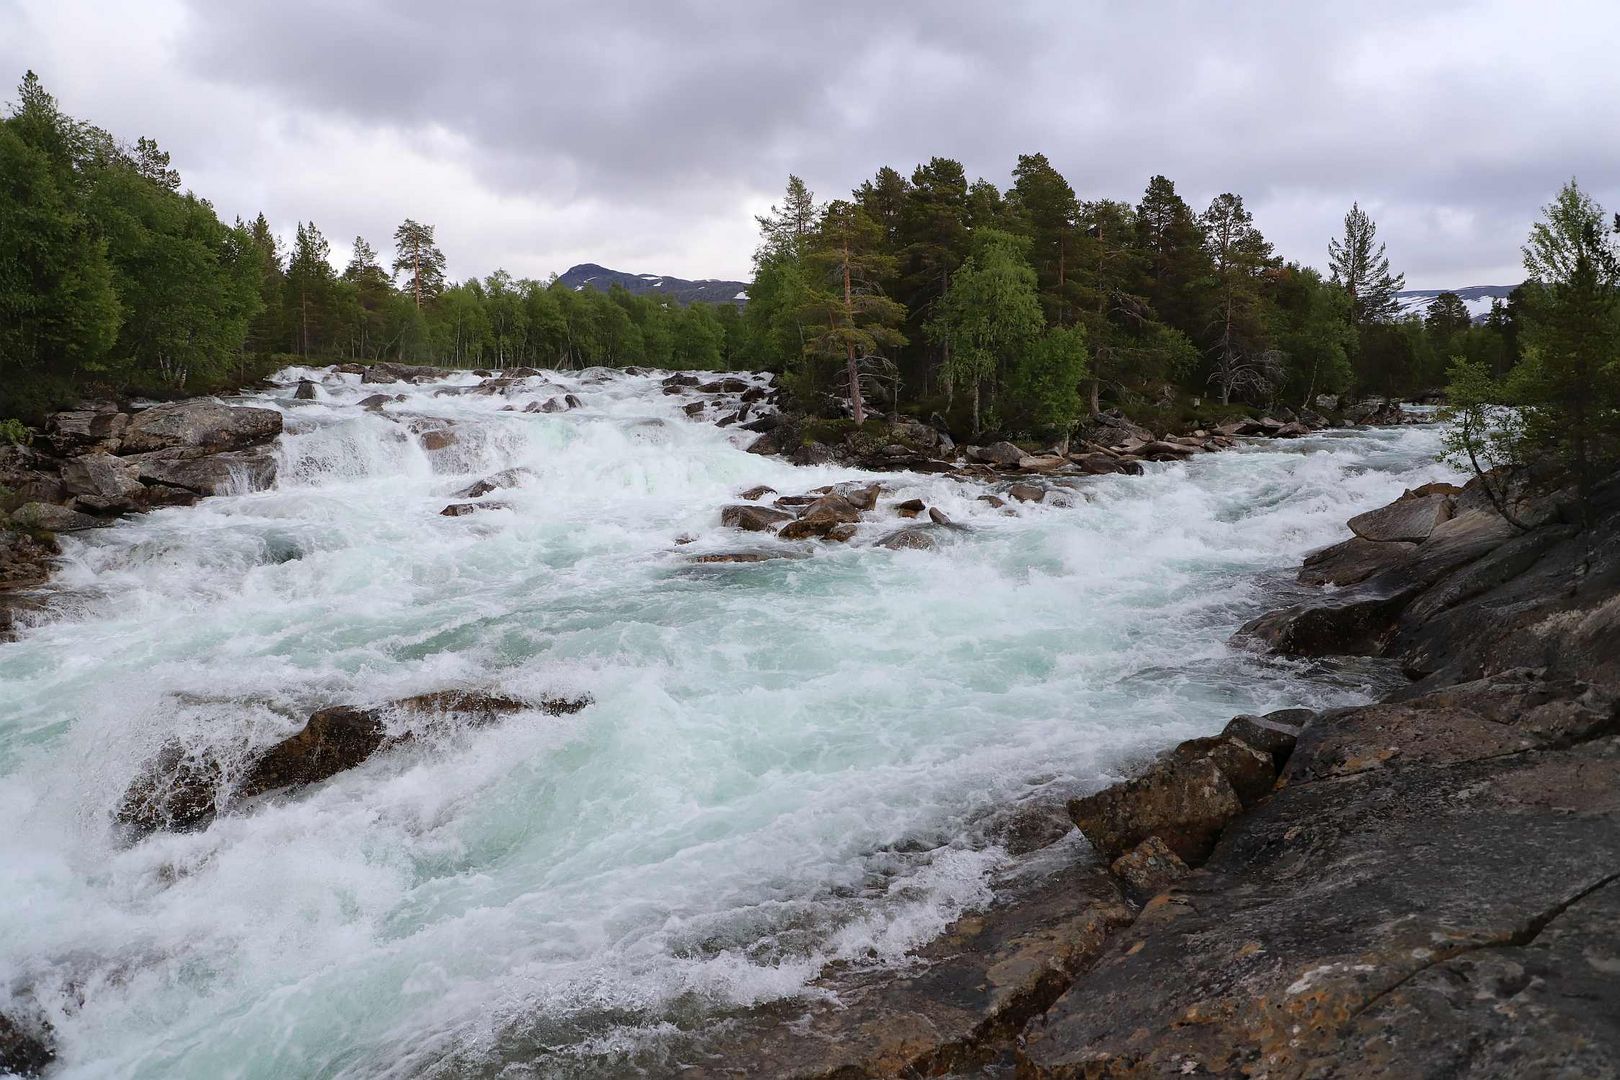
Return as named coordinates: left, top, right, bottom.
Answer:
left=843, top=235, right=865, bottom=425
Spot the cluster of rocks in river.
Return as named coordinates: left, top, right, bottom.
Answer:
left=0, top=398, right=284, bottom=637
left=670, top=468, right=1620, bottom=1078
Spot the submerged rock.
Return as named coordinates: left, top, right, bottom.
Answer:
left=117, top=691, right=593, bottom=839
left=0, top=1011, right=54, bottom=1078
left=875, top=525, right=941, bottom=551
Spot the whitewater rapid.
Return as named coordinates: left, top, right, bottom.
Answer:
left=0, top=368, right=1464, bottom=1078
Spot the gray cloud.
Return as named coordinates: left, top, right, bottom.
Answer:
left=6, top=0, right=1618, bottom=287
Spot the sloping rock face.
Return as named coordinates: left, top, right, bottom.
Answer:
left=1022, top=674, right=1620, bottom=1079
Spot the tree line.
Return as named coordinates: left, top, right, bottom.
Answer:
left=0, top=73, right=744, bottom=421
left=742, top=158, right=1525, bottom=440
left=0, top=71, right=1547, bottom=443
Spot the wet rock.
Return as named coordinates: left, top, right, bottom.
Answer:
left=1238, top=582, right=1421, bottom=657
left=684, top=865, right=1132, bottom=1080
left=120, top=400, right=283, bottom=454
left=1007, top=482, right=1045, bottom=504
left=59, top=451, right=145, bottom=513
left=393, top=689, right=592, bottom=720
left=440, top=501, right=508, bottom=516
left=357, top=393, right=399, bottom=408
left=235, top=706, right=388, bottom=799
left=837, top=482, right=883, bottom=511
left=1163, top=734, right=1278, bottom=807
left=720, top=504, right=794, bottom=532
left=1222, top=709, right=1313, bottom=769
left=418, top=429, right=457, bottom=452
left=895, top=497, right=926, bottom=518
left=563, top=393, right=583, bottom=409
left=737, top=485, right=776, bottom=501
left=1067, top=755, right=1243, bottom=864
left=977, top=494, right=1006, bottom=509
left=970, top=441, right=1025, bottom=467
left=875, top=525, right=941, bottom=552
left=739, top=413, right=780, bottom=433
left=125, top=445, right=277, bottom=496
left=928, top=507, right=952, bottom=525
left=745, top=434, right=779, bottom=456
left=1109, top=835, right=1190, bottom=897
left=453, top=468, right=531, bottom=499
left=293, top=378, right=318, bottom=400
left=796, top=494, right=862, bottom=527
left=0, top=1010, right=54, bottom=1078
left=1298, top=535, right=1419, bottom=587
left=690, top=552, right=773, bottom=563
left=1348, top=491, right=1454, bottom=543
left=824, top=523, right=858, bottom=543
left=681, top=401, right=706, bottom=417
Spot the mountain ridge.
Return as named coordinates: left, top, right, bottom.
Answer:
left=556, top=263, right=749, bottom=307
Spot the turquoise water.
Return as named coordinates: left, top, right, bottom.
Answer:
left=0, top=369, right=1462, bottom=1077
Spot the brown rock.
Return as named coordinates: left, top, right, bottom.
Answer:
left=1109, top=835, right=1190, bottom=896
left=1165, top=734, right=1279, bottom=807
left=453, top=468, right=530, bottom=499
left=875, top=526, right=941, bottom=551
left=1008, top=482, right=1045, bottom=504
left=737, top=485, right=776, bottom=501
left=720, top=504, right=794, bottom=532
left=1221, top=709, right=1313, bottom=769
left=440, top=501, right=508, bottom=516
left=690, top=552, right=772, bottom=563
left=824, top=523, right=858, bottom=543
left=928, top=507, right=952, bottom=525
left=1067, top=755, right=1243, bottom=864
left=894, top=497, right=926, bottom=518
left=1298, top=536, right=1419, bottom=587
left=977, top=494, right=1006, bottom=509
left=418, top=429, right=458, bottom=451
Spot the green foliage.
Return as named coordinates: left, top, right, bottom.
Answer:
left=1445, top=180, right=1620, bottom=521
left=0, top=418, right=31, bottom=445
left=1009, top=324, right=1089, bottom=439
left=1329, top=203, right=1406, bottom=326
left=927, top=229, right=1044, bottom=434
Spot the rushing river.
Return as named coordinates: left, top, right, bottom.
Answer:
left=0, top=367, right=1463, bottom=1078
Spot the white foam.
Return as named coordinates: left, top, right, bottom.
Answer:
left=0, top=370, right=1464, bottom=1077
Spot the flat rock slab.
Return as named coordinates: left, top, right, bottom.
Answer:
left=1348, top=492, right=1453, bottom=543
left=1022, top=680, right=1620, bottom=1079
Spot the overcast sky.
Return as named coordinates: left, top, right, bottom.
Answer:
left=5, top=0, right=1617, bottom=290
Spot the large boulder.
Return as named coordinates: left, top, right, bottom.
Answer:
left=1298, top=536, right=1419, bottom=587
left=969, top=441, right=1026, bottom=467
left=125, top=446, right=277, bottom=496
left=1347, top=491, right=1454, bottom=543
left=120, top=400, right=283, bottom=454
left=44, top=403, right=127, bottom=454
left=59, top=451, right=145, bottom=512
left=9, top=501, right=110, bottom=533
left=1066, top=732, right=1281, bottom=866
left=1237, top=582, right=1421, bottom=657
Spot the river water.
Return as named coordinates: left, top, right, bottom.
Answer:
left=0, top=368, right=1462, bottom=1077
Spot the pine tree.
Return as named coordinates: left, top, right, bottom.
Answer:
left=1134, top=175, right=1211, bottom=340
left=1073, top=198, right=1147, bottom=414
left=800, top=200, right=906, bottom=424
left=1328, top=203, right=1405, bottom=325
left=1008, top=153, right=1081, bottom=325
left=287, top=221, right=336, bottom=356
left=391, top=219, right=446, bottom=307
left=754, top=175, right=819, bottom=265
left=1202, top=193, right=1278, bottom=404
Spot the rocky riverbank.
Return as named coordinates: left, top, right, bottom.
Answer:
left=666, top=468, right=1620, bottom=1078
left=0, top=398, right=284, bottom=638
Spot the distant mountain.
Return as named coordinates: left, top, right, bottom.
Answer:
left=556, top=263, right=749, bottom=307
left=1393, top=284, right=1520, bottom=324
